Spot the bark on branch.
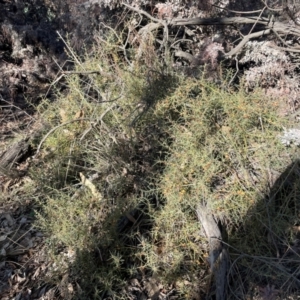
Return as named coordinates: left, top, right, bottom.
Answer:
left=0, top=139, right=29, bottom=178
left=171, top=16, right=270, bottom=26
left=196, top=204, right=229, bottom=300
left=171, top=16, right=300, bottom=56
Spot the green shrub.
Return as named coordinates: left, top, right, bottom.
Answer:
left=32, top=25, right=300, bottom=298
left=137, top=77, right=298, bottom=296
left=32, top=26, right=180, bottom=298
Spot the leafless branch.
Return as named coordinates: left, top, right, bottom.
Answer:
left=171, top=16, right=269, bottom=26
left=61, top=71, right=100, bottom=75
left=212, top=4, right=264, bottom=14
left=122, top=3, right=169, bottom=60
left=35, top=118, right=90, bottom=158
left=123, top=4, right=300, bottom=58
left=79, top=104, right=117, bottom=142
left=260, top=0, right=283, bottom=12
left=174, top=50, right=195, bottom=62
left=171, top=16, right=300, bottom=55
left=196, top=204, right=229, bottom=300
left=226, top=29, right=271, bottom=56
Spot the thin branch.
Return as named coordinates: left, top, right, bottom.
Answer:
left=56, top=31, right=83, bottom=67
left=212, top=4, right=265, bottom=14
left=122, top=3, right=166, bottom=25
left=271, top=26, right=290, bottom=46
left=170, top=38, right=193, bottom=49
left=79, top=104, right=117, bottom=142
left=35, top=118, right=90, bottom=157
left=174, top=50, right=195, bottom=62
left=283, top=2, right=300, bottom=26
left=122, top=6, right=300, bottom=58
left=61, top=70, right=101, bottom=75
left=122, top=3, right=169, bottom=60
left=269, top=44, right=300, bottom=53
left=226, top=29, right=271, bottom=56
left=248, top=5, right=267, bottom=36
left=260, top=0, right=283, bottom=12
left=228, top=57, right=239, bottom=87
left=0, top=95, right=35, bottom=120
left=170, top=15, right=300, bottom=37
left=171, top=16, right=269, bottom=26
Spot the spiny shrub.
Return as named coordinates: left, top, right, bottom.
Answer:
left=138, top=77, right=298, bottom=296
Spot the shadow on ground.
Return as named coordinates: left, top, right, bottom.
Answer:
left=227, top=158, right=300, bottom=299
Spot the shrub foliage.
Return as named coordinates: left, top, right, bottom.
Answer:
left=31, top=25, right=300, bottom=299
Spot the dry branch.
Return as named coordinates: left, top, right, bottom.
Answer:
left=123, top=3, right=300, bottom=57
left=170, top=16, right=300, bottom=56
left=226, top=29, right=271, bottom=56
left=34, top=118, right=90, bottom=158
left=171, top=15, right=300, bottom=55
left=122, top=3, right=169, bottom=59
left=0, top=139, right=29, bottom=178
left=196, top=204, right=229, bottom=300
left=174, top=50, right=195, bottom=62
left=171, top=16, right=269, bottom=26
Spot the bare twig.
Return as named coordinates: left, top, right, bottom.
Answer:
left=174, top=50, right=195, bottom=62
left=122, top=3, right=169, bottom=60
left=123, top=6, right=300, bottom=59
left=0, top=95, right=35, bottom=120
left=35, top=118, right=90, bottom=157
left=260, top=0, right=283, bottom=12
left=271, top=27, right=292, bottom=47
left=122, top=3, right=166, bottom=26
left=56, top=31, right=83, bottom=67
left=44, top=57, right=68, bottom=98
left=61, top=70, right=101, bottom=75
left=79, top=104, right=117, bottom=141
left=283, top=2, right=300, bottom=26
left=248, top=5, right=267, bottom=36
left=170, top=38, right=193, bottom=49
left=171, top=16, right=269, bottom=26
left=269, top=44, right=300, bottom=53
left=171, top=16, right=300, bottom=37
left=212, top=4, right=264, bottom=14
left=226, top=29, right=271, bottom=56
left=228, top=56, right=239, bottom=87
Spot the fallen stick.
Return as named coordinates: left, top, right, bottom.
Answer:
left=196, top=204, right=229, bottom=300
